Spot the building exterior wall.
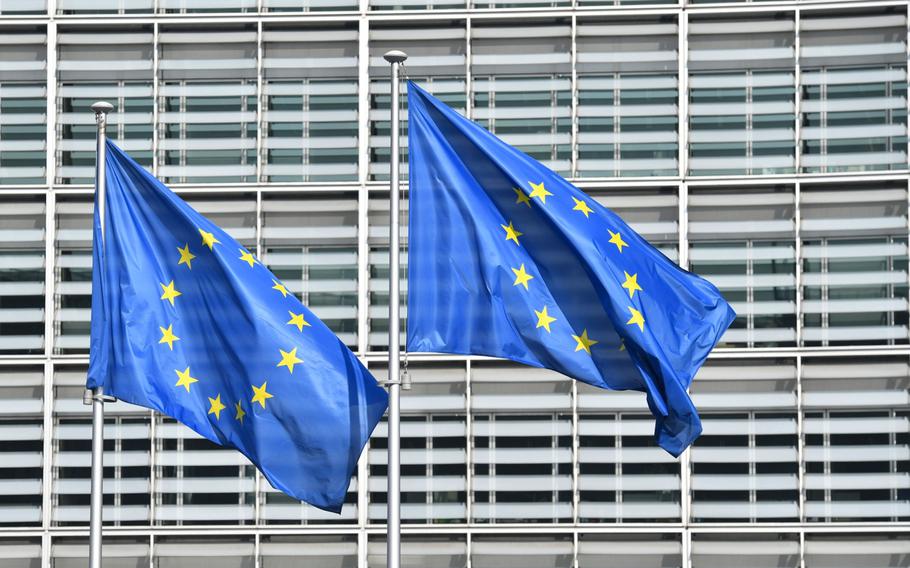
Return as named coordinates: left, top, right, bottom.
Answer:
left=0, top=0, right=907, bottom=567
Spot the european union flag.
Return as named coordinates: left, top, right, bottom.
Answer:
left=406, top=82, right=735, bottom=456
left=86, top=140, right=388, bottom=512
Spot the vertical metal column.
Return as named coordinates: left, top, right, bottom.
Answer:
left=86, top=100, right=114, bottom=568
left=383, top=49, right=407, bottom=568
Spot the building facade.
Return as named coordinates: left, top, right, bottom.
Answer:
left=0, top=0, right=908, bottom=566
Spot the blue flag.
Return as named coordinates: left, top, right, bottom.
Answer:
left=87, top=140, right=388, bottom=512
left=406, top=82, right=735, bottom=456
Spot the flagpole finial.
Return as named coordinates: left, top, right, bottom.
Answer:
left=383, top=50, right=408, bottom=64
left=91, top=101, right=114, bottom=116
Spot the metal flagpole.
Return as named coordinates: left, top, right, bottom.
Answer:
left=383, top=49, right=407, bottom=568
left=85, top=100, right=115, bottom=568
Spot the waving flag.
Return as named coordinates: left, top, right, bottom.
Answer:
left=406, top=82, right=735, bottom=455
left=87, top=140, right=388, bottom=512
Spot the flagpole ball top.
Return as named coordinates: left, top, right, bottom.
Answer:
left=91, top=101, right=114, bottom=115
left=383, top=50, right=408, bottom=64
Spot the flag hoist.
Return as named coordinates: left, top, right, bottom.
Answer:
left=383, top=49, right=408, bottom=568
left=85, top=100, right=115, bottom=568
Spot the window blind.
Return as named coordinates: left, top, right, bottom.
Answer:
left=0, top=199, right=45, bottom=353
left=800, top=11, right=907, bottom=173
left=689, top=186, right=796, bottom=347
left=263, top=26, right=358, bottom=182
left=57, top=29, right=153, bottom=184
left=576, top=18, right=678, bottom=177
left=800, top=183, right=908, bottom=346
left=689, top=16, right=795, bottom=175
left=471, top=23, right=571, bottom=175
left=368, top=23, right=466, bottom=181
left=262, top=193, right=359, bottom=349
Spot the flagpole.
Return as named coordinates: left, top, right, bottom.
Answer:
left=383, top=49, right=407, bottom=568
left=86, top=100, right=114, bottom=568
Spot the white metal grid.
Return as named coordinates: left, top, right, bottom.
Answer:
left=0, top=2, right=906, bottom=568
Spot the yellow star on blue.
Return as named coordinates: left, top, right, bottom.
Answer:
left=277, top=347, right=303, bottom=374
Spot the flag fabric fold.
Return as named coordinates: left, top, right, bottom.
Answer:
left=406, top=82, right=735, bottom=456
left=87, top=140, right=388, bottom=512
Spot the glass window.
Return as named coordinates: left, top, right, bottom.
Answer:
left=367, top=535, right=466, bottom=568
left=804, top=533, right=910, bottom=568
left=576, top=17, right=679, bottom=177
left=57, top=26, right=154, bottom=184
left=472, top=364, right=573, bottom=524
left=54, top=197, right=92, bottom=354
left=800, top=183, right=909, bottom=346
left=578, top=386, right=681, bottom=523
left=593, top=188, right=679, bottom=262
left=369, top=0, right=464, bottom=11
left=472, top=0, right=567, bottom=10
left=0, top=26, right=47, bottom=185
left=262, top=25, right=358, bottom=183
left=803, top=357, right=910, bottom=522
left=369, top=22, right=467, bottom=182
left=578, top=534, right=681, bottom=568
left=367, top=192, right=407, bottom=352
left=52, top=365, right=151, bottom=526
left=0, top=2, right=44, bottom=15
left=156, top=418, right=255, bottom=525
left=159, top=26, right=257, bottom=184
left=261, top=192, right=359, bottom=350
left=689, top=15, right=796, bottom=175
left=471, top=21, right=571, bottom=176
left=0, top=366, right=43, bottom=527
left=369, top=363, right=467, bottom=524
left=0, top=197, right=45, bottom=354
left=264, top=0, right=357, bottom=11
left=800, top=10, right=908, bottom=173
left=691, top=534, right=799, bottom=568
left=159, top=0, right=255, bottom=14
left=690, top=359, right=799, bottom=522
left=472, top=535, right=573, bottom=568
left=689, top=185, right=797, bottom=348
left=51, top=537, right=149, bottom=568
left=262, top=536, right=358, bottom=568
left=0, top=538, right=41, bottom=568
left=154, top=538, right=253, bottom=568
left=57, top=0, right=152, bottom=15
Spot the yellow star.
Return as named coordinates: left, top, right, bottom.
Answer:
left=534, top=306, right=557, bottom=332
left=572, top=197, right=594, bottom=218
left=251, top=381, right=273, bottom=409
left=207, top=394, right=226, bottom=420
left=528, top=181, right=553, bottom=204
left=627, top=307, right=645, bottom=331
left=158, top=324, right=180, bottom=350
left=287, top=310, right=310, bottom=332
left=572, top=329, right=599, bottom=354
left=501, top=221, right=523, bottom=246
left=619, top=339, right=626, bottom=351
left=234, top=401, right=246, bottom=424
left=607, top=229, right=628, bottom=253
left=514, top=188, right=531, bottom=207
left=622, top=272, right=643, bottom=299
left=199, top=228, right=220, bottom=250
left=277, top=347, right=303, bottom=374
left=511, top=264, right=534, bottom=290
left=174, top=367, right=198, bottom=392
left=177, top=244, right=196, bottom=269
left=272, top=279, right=290, bottom=298
left=239, top=248, right=256, bottom=268
left=159, top=280, right=182, bottom=306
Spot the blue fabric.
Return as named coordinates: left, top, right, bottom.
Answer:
left=87, top=140, right=388, bottom=512
left=406, top=82, right=735, bottom=456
